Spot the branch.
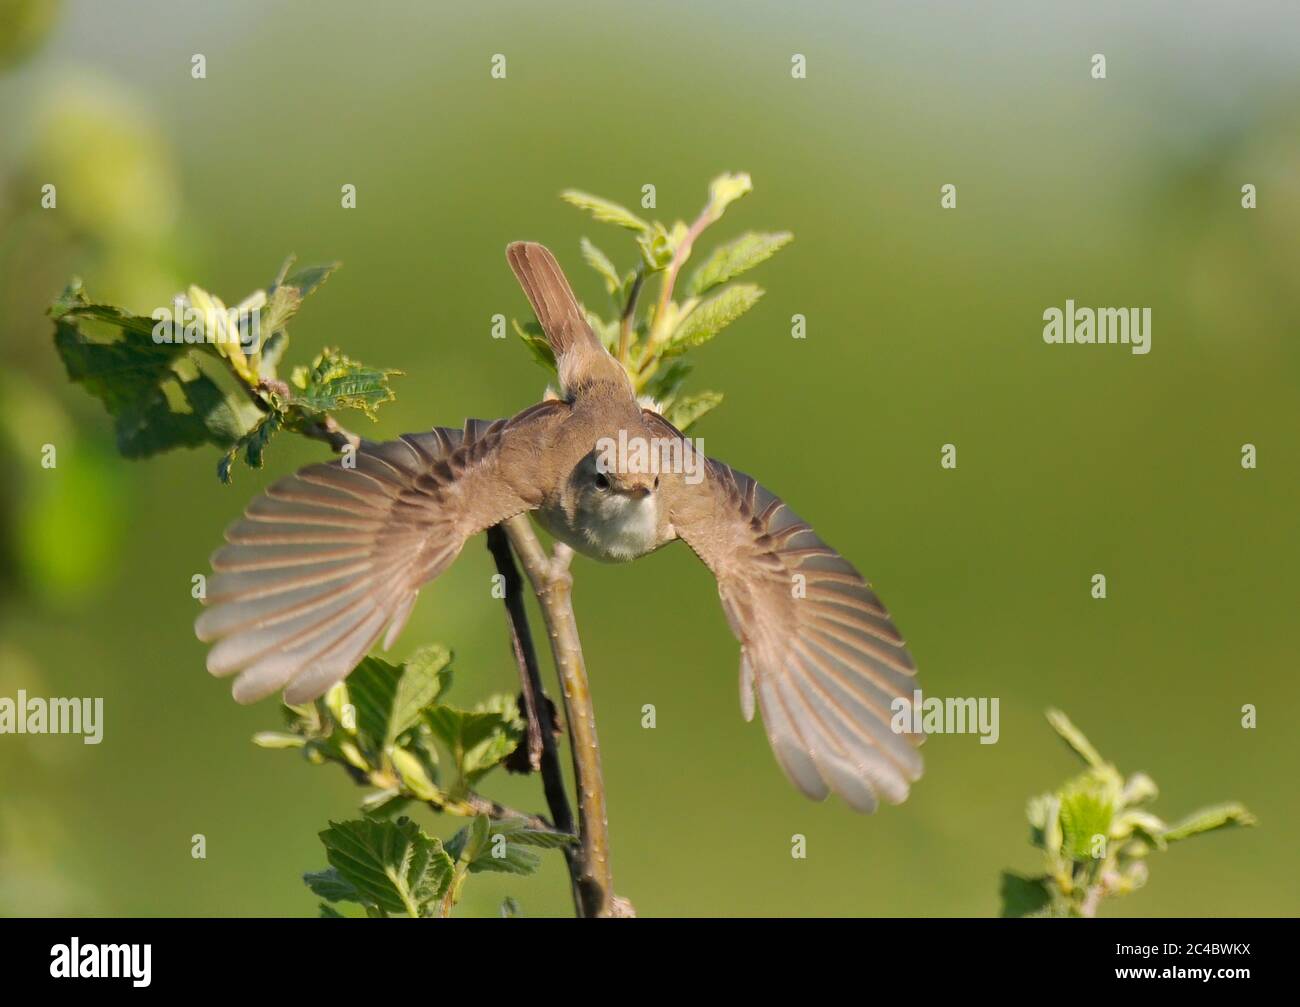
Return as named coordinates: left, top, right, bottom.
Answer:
left=639, top=205, right=714, bottom=370
left=297, top=412, right=361, bottom=452
left=455, top=792, right=566, bottom=837
left=617, top=267, right=645, bottom=367
left=484, top=528, right=575, bottom=837
left=501, top=514, right=633, bottom=918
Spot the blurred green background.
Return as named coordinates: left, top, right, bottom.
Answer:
left=1, top=0, right=1296, bottom=917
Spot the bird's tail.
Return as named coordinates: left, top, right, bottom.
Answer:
left=506, top=241, right=624, bottom=393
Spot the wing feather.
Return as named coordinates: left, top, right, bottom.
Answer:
left=195, top=402, right=565, bottom=704
left=646, top=409, right=923, bottom=813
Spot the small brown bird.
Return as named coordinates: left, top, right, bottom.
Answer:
left=195, top=243, right=923, bottom=812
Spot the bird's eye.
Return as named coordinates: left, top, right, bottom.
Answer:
left=594, top=473, right=611, bottom=491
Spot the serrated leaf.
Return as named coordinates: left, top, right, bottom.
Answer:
left=665, top=284, right=763, bottom=355
left=49, top=285, right=161, bottom=339
left=263, top=259, right=340, bottom=335
left=53, top=316, right=250, bottom=459
left=580, top=237, right=622, bottom=296
left=218, top=409, right=281, bottom=484
left=1162, top=802, right=1257, bottom=843
left=663, top=390, right=722, bottom=432
left=425, top=695, right=524, bottom=785
left=288, top=348, right=400, bottom=420
left=304, top=867, right=365, bottom=904
left=560, top=189, right=650, bottom=232
left=347, top=646, right=452, bottom=751
left=637, top=221, right=676, bottom=271
left=1057, top=788, right=1113, bottom=862
left=687, top=231, right=792, bottom=297
left=445, top=817, right=570, bottom=878
left=490, top=817, right=576, bottom=850
left=319, top=817, right=453, bottom=918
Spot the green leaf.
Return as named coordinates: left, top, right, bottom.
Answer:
left=288, top=348, right=400, bottom=420
left=218, top=409, right=282, bottom=484
left=1046, top=708, right=1107, bottom=769
left=580, top=237, right=622, bottom=296
left=560, top=189, right=650, bottom=232
left=665, top=284, right=763, bottom=355
left=687, top=231, right=792, bottom=297
left=490, top=817, right=576, bottom=850
left=53, top=314, right=250, bottom=459
left=444, top=817, right=573, bottom=877
left=389, top=746, right=442, bottom=802
left=447, top=814, right=492, bottom=866
left=1162, top=802, right=1257, bottom=843
left=641, top=359, right=693, bottom=405
left=1026, top=793, right=1062, bottom=852
left=304, top=867, right=365, bottom=905
left=998, top=872, right=1055, bottom=918
left=318, top=817, right=454, bottom=918
left=424, top=695, right=524, bottom=785
left=636, top=221, right=676, bottom=271
left=263, top=259, right=340, bottom=336
left=1057, top=787, right=1114, bottom=862
left=346, top=646, right=452, bottom=751
left=251, top=731, right=305, bottom=750
left=1111, top=809, right=1168, bottom=851
left=663, top=390, right=722, bottom=432
left=701, top=172, right=753, bottom=224
left=512, top=319, right=557, bottom=374
left=49, top=284, right=161, bottom=339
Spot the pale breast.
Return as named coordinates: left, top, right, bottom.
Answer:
left=537, top=495, right=661, bottom=563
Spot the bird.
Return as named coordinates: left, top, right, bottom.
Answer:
left=195, top=242, right=924, bottom=812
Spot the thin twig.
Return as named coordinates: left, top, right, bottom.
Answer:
left=638, top=205, right=713, bottom=371
left=502, top=514, right=632, bottom=918
left=617, top=267, right=645, bottom=366
left=456, top=792, right=566, bottom=837
left=484, top=529, right=576, bottom=837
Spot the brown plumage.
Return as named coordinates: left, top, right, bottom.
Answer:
left=196, top=242, right=923, bottom=812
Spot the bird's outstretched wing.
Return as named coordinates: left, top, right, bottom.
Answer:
left=645, top=410, right=924, bottom=813
left=195, top=401, right=566, bottom=705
